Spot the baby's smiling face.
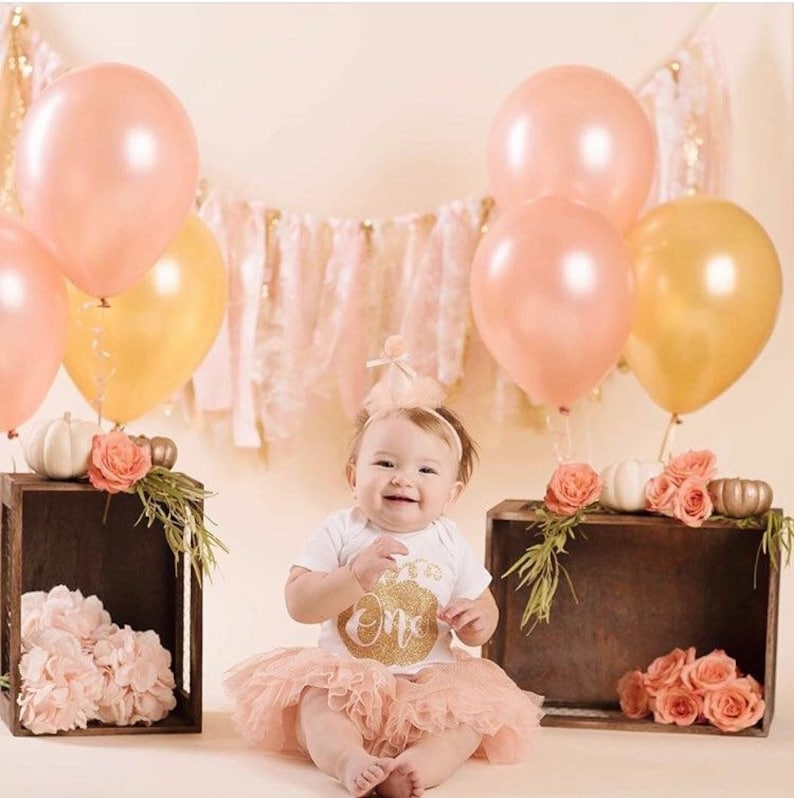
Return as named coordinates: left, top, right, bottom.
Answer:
left=347, top=414, right=462, bottom=533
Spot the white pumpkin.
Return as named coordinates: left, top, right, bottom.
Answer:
left=600, top=459, right=665, bottom=513
left=22, top=412, right=104, bottom=480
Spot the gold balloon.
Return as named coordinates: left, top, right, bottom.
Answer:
left=64, top=214, right=227, bottom=424
left=624, top=196, right=781, bottom=415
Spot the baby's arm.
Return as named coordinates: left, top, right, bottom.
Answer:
left=438, top=588, right=499, bottom=647
left=285, top=535, right=409, bottom=624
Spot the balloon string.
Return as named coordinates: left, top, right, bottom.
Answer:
left=74, top=299, right=116, bottom=426
left=546, top=407, right=572, bottom=464
left=658, top=413, right=682, bottom=463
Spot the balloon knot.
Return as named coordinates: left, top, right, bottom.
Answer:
left=98, top=297, right=111, bottom=309
left=7, top=429, right=18, bottom=440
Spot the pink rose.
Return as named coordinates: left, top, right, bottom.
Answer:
left=544, top=462, right=603, bottom=517
left=643, top=646, right=695, bottom=697
left=671, top=479, right=713, bottom=527
left=617, top=669, right=650, bottom=719
left=743, top=674, right=764, bottom=699
left=665, top=449, right=717, bottom=486
left=703, top=677, right=766, bottom=732
left=645, top=474, right=677, bottom=516
left=87, top=431, right=152, bottom=493
left=652, top=685, right=703, bottom=726
left=681, top=649, right=738, bottom=693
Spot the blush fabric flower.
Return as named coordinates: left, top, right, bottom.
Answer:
left=664, top=449, right=717, bottom=486
left=616, top=669, right=650, bottom=719
left=652, top=685, right=703, bottom=726
left=703, top=677, right=766, bottom=732
left=93, top=626, right=177, bottom=726
left=681, top=649, right=738, bottom=693
left=21, top=586, right=115, bottom=654
left=383, top=335, right=409, bottom=360
left=544, top=463, right=603, bottom=517
left=671, top=479, right=713, bottom=527
left=87, top=430, right=152, bottom=494
left=645, top=474, right=677, bottom=516
left=643, top=646, right=695, bottom=697
left=17, top=628, right=104, bottom=735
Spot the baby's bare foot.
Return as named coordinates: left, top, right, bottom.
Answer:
left=377, top=757, right=424, bottom=798
left=337, top=750, right=396, bottom=797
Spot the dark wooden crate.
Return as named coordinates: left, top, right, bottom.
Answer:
left=483, top=500, right=780, bottom=736
left=0, top=473, right=202, bottom=735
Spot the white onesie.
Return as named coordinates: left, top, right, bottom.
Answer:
left=294, top=507, right=492, bottom=675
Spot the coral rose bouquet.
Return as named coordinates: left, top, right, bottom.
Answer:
left=645, top=449, right=716, bottom=527
left=88, top=430, right=227, bottom=581
left=617, top=646, right=765, bottom=733
left=504, top=462, right=603, bottom=631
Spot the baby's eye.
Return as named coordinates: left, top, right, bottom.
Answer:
left=374, top=460, right=394, bottom=468
left=419, top=466, right=438, bottom=475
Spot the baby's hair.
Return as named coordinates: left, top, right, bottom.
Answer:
left=348, top=405, right=478, bottom=485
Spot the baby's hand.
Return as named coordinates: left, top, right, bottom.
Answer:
left=438, top=598, right=486, bottom=636
left=350, top=536, right=409, bottom=591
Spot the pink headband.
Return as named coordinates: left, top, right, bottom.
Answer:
left=363, top=336, right=463, bottom=462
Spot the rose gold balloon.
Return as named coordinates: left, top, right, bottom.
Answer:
left=15, top=62, right=199, bottom=299
left=0, top=214, right=68, bottom=431
left=470, top=197, right=636, bottom=410
left=487, top=65, right=656, bottom=232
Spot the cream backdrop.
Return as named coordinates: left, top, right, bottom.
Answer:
left=0, top=3, right=792, bottom=793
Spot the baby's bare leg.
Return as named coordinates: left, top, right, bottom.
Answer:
left=378, top=726, right=481, bottom=797
left=296, top=686, right=395, bottom=797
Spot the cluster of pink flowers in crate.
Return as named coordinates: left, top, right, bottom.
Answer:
left=16, top=585, right=176, bottom=734
left=617, top=647, right=765, bottom=732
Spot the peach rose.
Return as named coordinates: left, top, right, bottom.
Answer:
left=665, top=449, right=717, bottom=486
left=544, top=462, right=603, bottom=517
left=743, top=674, right=764, bottom=699
left=87, top=431, right=152, bottom=494
left=652, top=685, right=703, bottom=726
left=643, top=646, right=695, bottom=697
left=617, top=669, right=650, bottom=719
left=681, top=649, right=738, bottom=693
left=645, top=474, right=677, bottom=516
left=703, top=677, right=766, bottom=733
left=671, top=479, right=713, bottom=527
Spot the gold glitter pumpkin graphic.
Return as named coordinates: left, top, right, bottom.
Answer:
left=338, top=560, right=441, bottom=667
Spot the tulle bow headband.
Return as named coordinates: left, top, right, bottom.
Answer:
left=364, top=335, right=462, bottom=461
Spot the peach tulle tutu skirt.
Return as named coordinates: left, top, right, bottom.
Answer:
left=223, top=647, right=543, bottom=763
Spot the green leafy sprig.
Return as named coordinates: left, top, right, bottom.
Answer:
left=133, top=466, right=229, bottom=582
left=502, top=505, right=593, bottom=633
left=0, top=673, right=9, bottom=691
left=713, top=510, right=794, bottom=587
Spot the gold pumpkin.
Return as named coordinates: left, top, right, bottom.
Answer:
left=707, top=478, right=773, bottom=519
left=133, top=435, right=178, bottom=470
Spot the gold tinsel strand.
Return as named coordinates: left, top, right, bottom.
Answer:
left=0, top=7, right=31, bottom=217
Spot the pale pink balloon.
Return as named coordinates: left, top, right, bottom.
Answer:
left=0, top=214, right=68, bottom=432
left=15, top=62, right=199, bottom=298
left=487, top=65, right=656, bottom=232
left=470, top=197, right=636, bottom=410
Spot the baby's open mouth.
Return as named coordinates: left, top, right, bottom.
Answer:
left=384, top=495, right=417, bottom=503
